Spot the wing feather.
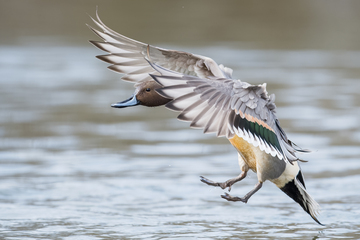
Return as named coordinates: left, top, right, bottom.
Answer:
left=150, top=62, right=306, bottom=163
left=89, top=11, right=307, bottom=163
left=89, top=10, right=234, bottom=87
left=165, top=93, right=199, bottom=111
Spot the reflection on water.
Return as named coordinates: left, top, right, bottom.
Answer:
left=0, top=44, right=359, bottom=239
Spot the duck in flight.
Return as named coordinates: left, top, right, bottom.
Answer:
left=88, top=11, right=322, bottom=225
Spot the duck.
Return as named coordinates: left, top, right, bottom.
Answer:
left=88, top=11, right=322, bottom=225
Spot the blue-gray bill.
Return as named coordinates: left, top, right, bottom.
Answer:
left=111, top=94, right=140, bottom=108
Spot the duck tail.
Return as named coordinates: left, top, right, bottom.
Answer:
left=280, top=171, right=323, bottom=225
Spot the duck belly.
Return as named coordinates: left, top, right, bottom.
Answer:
left=229, top=135, right=286, bottom=182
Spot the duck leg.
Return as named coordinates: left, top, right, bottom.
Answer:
left=221, top=182, right=263, bottom=203
left=200, top=171, right=247, bottom=191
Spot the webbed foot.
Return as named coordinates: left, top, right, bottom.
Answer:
left=221, top=192, right=248, bottom=203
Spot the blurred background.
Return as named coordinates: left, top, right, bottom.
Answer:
left=1, top=1, right=359, bottom=239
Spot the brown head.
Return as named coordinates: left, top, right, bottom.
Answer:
left=111, top=81, right=171, bottom=108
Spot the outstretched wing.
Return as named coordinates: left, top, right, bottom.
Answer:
left=150, top=62, right=305, bottom=163
left=88, top=10, right=233, bottom=87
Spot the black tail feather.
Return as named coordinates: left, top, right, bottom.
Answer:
left=280, top=173, right=322, bottom=225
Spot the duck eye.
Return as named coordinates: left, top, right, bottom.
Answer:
left=145, top=88, right=151, bottom=92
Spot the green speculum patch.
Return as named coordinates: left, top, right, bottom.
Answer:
left=233, top=114, right=282, bottom=154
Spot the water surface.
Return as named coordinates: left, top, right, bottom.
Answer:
left=1, top=45, right=359, bottom=239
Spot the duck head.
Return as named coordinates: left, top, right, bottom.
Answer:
left=111, top=81, right=171, bottom=108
